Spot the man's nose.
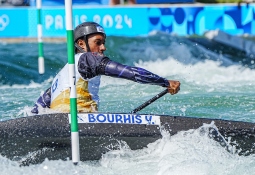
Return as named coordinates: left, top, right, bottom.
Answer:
left=100, top=44, right=106, bottom=51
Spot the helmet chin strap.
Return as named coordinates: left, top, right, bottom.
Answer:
left=74, top=43, right=85, bottom=53
left=74, top=36, right=91, bottom=53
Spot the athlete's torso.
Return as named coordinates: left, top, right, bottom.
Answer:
left=50, top=53, right=100, bottom=112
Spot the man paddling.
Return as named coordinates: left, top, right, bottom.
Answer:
left=31, top=22, right=180, bottom=114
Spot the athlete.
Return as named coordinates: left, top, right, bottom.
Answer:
left=31, top=22, right=181, bottom=114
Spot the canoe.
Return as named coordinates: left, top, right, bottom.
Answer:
left=0, top=113, right=255, bottom=165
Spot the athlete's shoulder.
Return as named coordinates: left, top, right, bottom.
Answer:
left=79, top=52, right=106, bottom=59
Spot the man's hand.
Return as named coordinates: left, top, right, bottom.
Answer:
left=167, top=80, right=181, bottom=95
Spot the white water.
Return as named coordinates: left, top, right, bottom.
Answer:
left=101, top=56, right=255, bottom=93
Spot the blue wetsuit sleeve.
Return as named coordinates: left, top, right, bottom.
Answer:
left=77, top=52, right=169, bottom=87
left=104, top=60, right=170, bottom=87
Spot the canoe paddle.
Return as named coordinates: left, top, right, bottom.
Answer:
left=131, top=88, right=168, bottom=113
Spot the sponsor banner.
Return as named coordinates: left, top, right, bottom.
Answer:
left=68, top=113, right=161, bottom=125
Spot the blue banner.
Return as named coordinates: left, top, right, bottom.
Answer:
left=1, top=4, right=255, bottom=38
left=0, top=8, right=29, bottom=37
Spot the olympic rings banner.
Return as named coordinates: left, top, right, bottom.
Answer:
left=0, top=4, right=255, bottom=37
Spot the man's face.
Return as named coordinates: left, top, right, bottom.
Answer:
left=77, top=33, right=106, bottom=55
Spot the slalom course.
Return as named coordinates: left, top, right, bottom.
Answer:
left=0, top=113, right=255, bottom=165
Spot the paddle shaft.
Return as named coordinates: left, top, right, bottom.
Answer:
left=131, top=89, right=168, bottom=113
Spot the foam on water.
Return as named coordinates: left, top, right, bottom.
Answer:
left=0, top=77, right=54, bottom=118
left=133, top=57, right=255, bottom=91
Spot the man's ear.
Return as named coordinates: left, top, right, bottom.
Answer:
left=77, top=39, right=86, bottom=51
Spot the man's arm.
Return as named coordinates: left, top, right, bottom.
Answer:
left=103, top=61, right=180, bottom=95
left=78, top=52, right=169, bottom=87
left=103, top=61, right=170, bottom=87
left=78, top=52, right=180, bottom=94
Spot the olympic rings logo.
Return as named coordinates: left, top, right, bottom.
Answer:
left=0, top=14, right=9, bottom=31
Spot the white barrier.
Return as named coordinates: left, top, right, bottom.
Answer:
left=204, top=29, right=255, bottom=55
